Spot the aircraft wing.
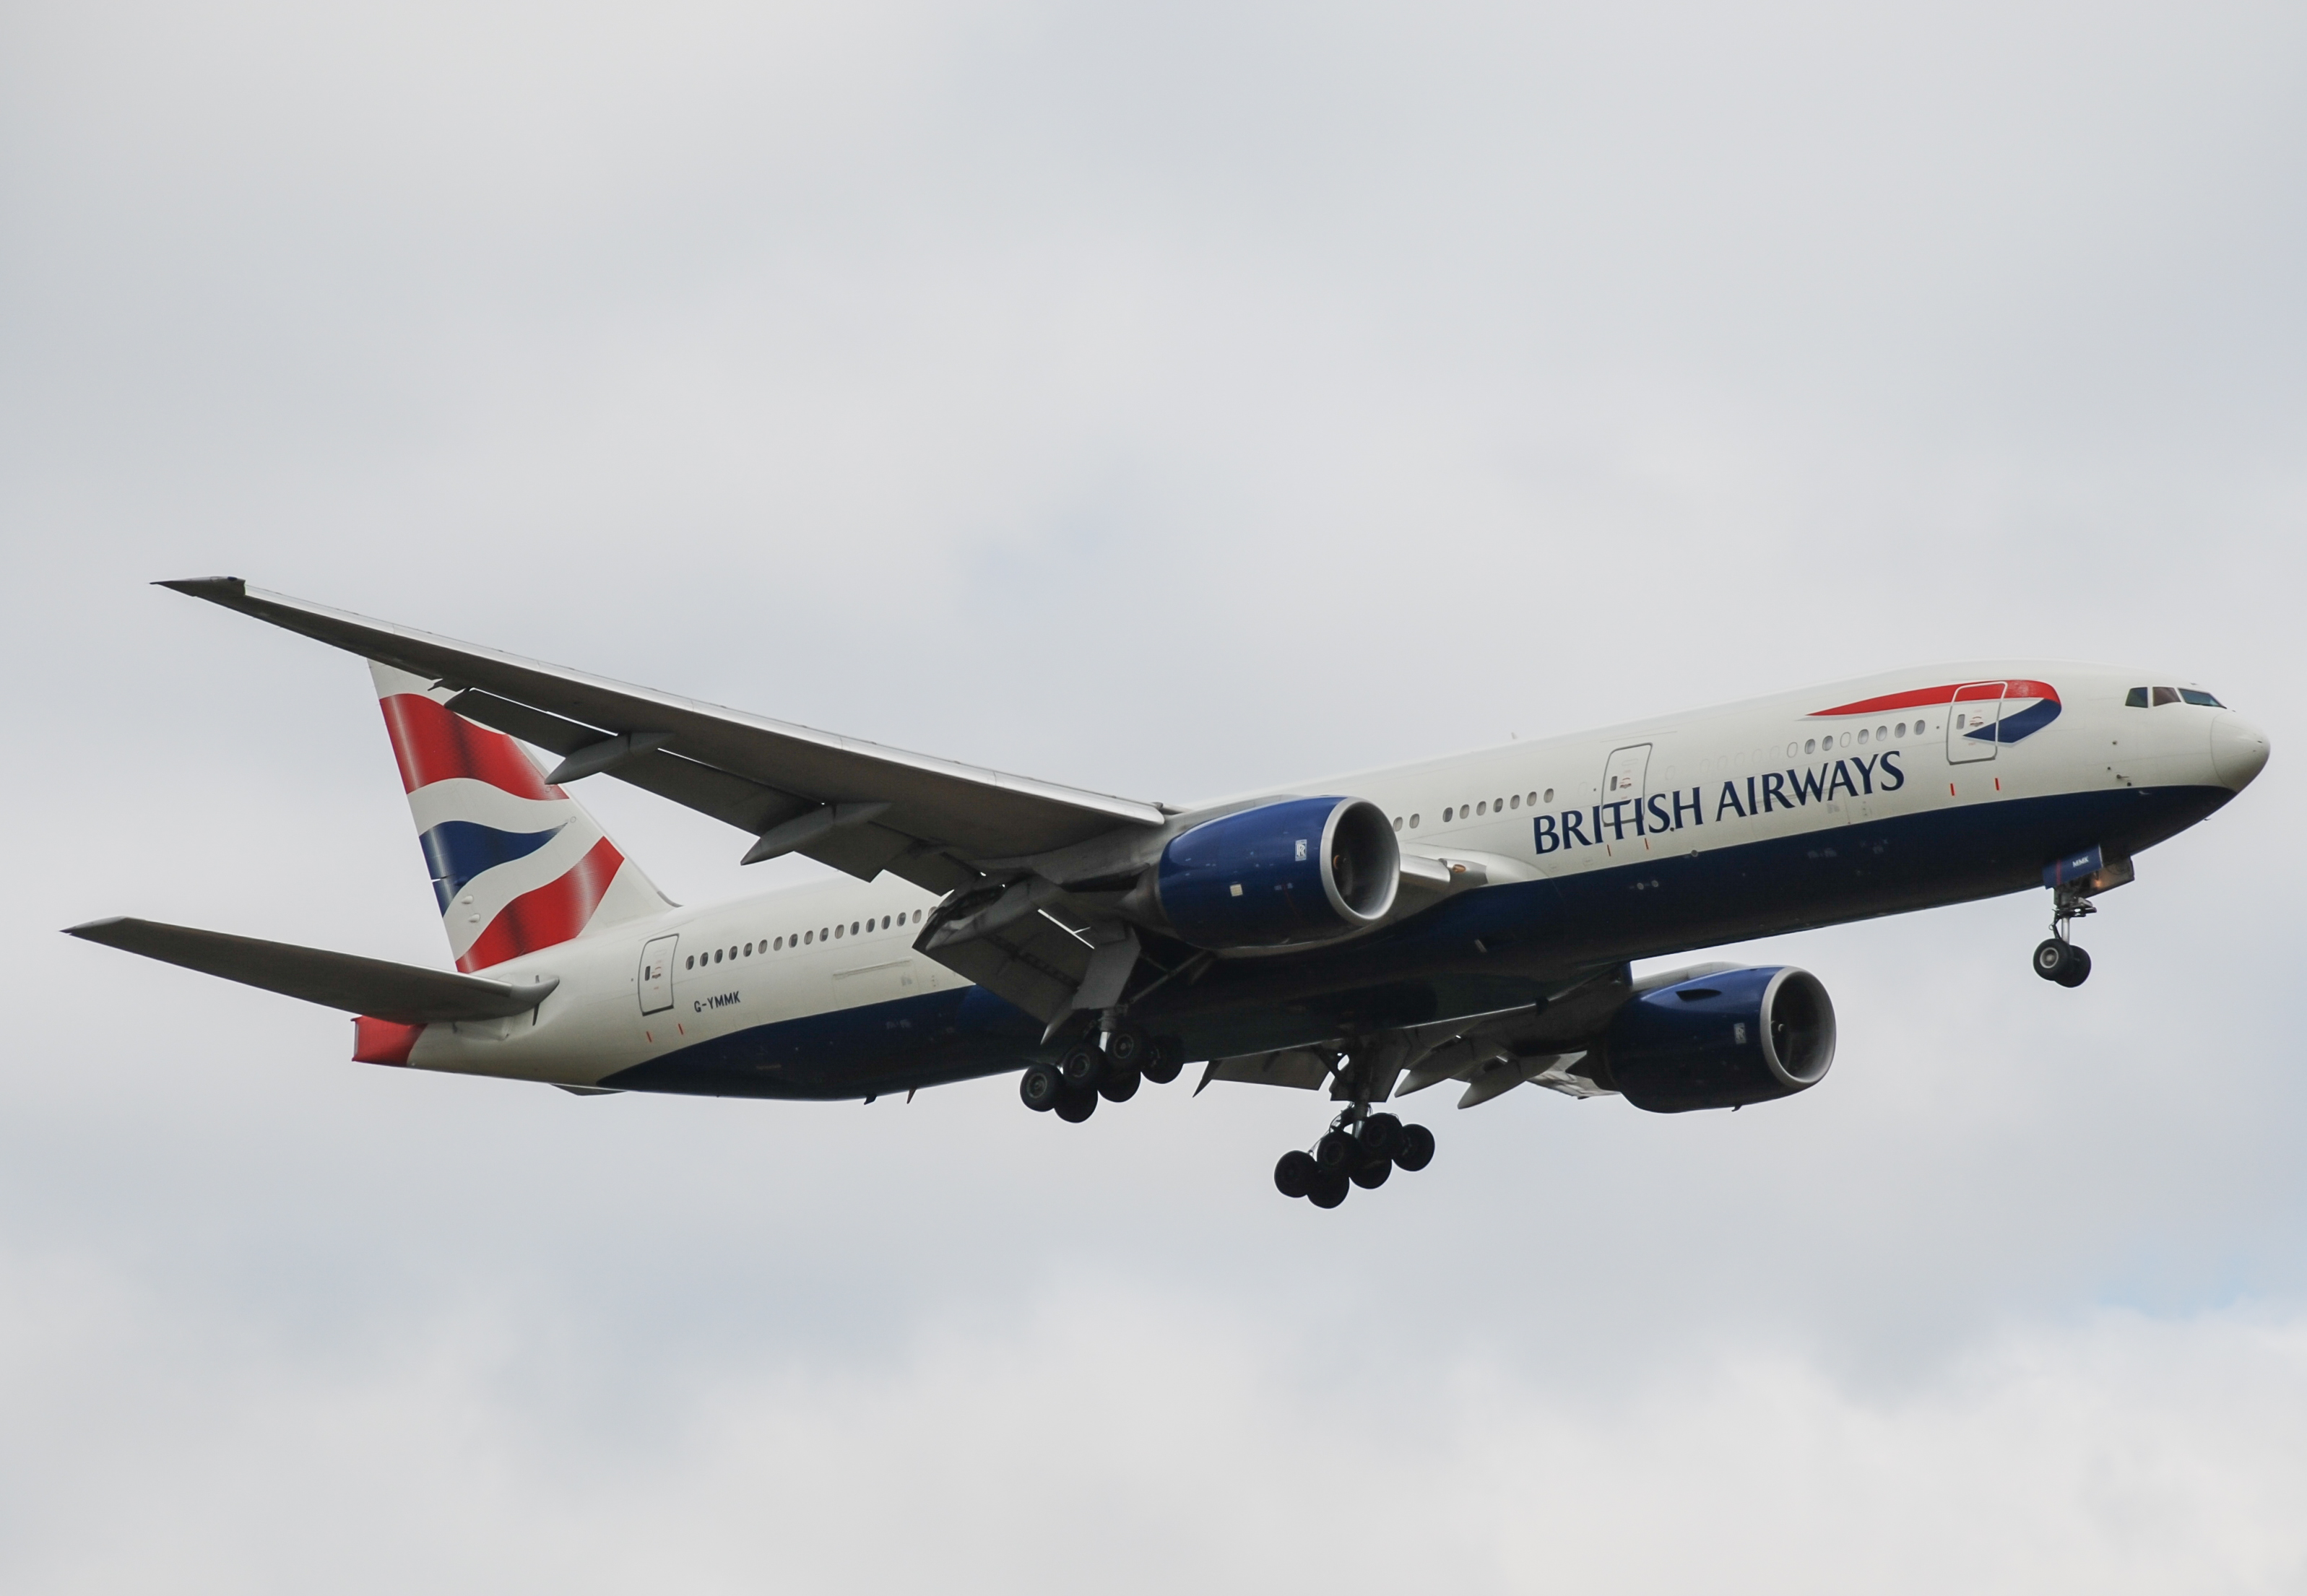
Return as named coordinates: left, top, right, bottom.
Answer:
left=65, top=917, right=556, bottom=1024
left=163, top=579, right=1169, bottom=894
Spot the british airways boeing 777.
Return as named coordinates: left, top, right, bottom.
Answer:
left=69, top=581, right=2271, bottom=1207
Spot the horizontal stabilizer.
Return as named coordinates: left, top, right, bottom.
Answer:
left=64, top=917, right=556, bottom=1024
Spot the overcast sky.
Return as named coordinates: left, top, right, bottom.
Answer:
left=4, top=1, right=2306, bottom=1590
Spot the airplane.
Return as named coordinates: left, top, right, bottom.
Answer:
left=67, top=579, right=2271, bottom=1208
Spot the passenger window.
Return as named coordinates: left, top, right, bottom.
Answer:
left=1442, top=807, right=1453, bottom=822
left=1409, top=813, right=1421, bottom=828
left=2125, top=688, right=2150, bottom=708
left=2152, top=687, right=2181, bottom=706
left=2181, top=690, right=2223, bottom=707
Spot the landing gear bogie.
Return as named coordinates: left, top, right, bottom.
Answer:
left=1022, top=1031, right=1187, bottom=1125
left=1278, top=1105, right=1435, bottom=1207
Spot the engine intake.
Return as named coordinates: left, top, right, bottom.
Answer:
left=1156, top=797, right=1399, bottom=950
left=1603, top=966, right=1835, bottom=1113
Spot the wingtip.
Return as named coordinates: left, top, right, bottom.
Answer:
left=62, top=916, right=128, bottom=940
left=154, top=576, right=248, bottom=600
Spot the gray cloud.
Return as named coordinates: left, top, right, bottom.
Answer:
left=4, top=0, right=2303, bottom=1586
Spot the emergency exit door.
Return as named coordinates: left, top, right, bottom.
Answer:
left=639, top=934, right=678, bottom=1015
left=1947, top=682, right=2004, bottom=765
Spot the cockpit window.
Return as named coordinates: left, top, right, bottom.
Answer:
left=2125, top=688, right=2149, bottom=708
left=2181, top=689, right=2224, bottom=708
left=2152, top=686, right=2182, bottom=706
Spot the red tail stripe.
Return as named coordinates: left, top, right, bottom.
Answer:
left=1809, top=679, right=2059, bottom=718
left=379, top=693, right=560, bottom=799
left=456, top=836, right=626, bottom=972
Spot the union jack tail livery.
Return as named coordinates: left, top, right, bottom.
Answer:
left=371, top=662, right=669, bottom=972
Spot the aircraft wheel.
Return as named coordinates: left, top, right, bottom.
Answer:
left=1349, top=1158, right=1393, bottom=1190
left=1054, top=1085, right=1098, bottom=1123
left=1274, top=1150, right=1317, bottom=1199
left=1105, top=1028, right=1146, bottom=1068
left=1307, top=1168, right=1351, bottom=1209
left=1393, top=1124, right=1436, bottom=1172
left=2033, top=938, right=2077, bottom=983
left=1359, top=1113, right=1403, bottom=1160
left=2055, top=946, right=2093, bottom=988
left=1058, top=1043, right=1107, bottom=1088
left=1097, top=1064, right=1142, bottom=1103
left=1019, top=1062, right=1063, bottom=1113
left=1140, top=1040, right=1184, bottom=1086
left=1315, top=1130, right=1359, bottom=1172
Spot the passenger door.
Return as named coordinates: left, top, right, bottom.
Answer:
left=1947, top=682, right=2004, bottom=765
left=1603, top=744, right=1653, bottom=816
left=639, top=934, right=678, bottom=1015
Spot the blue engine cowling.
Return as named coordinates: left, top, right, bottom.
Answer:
left=1156, top=797, right=1400, bottom=950
left=1602, top=966, right=1836, bottom=1113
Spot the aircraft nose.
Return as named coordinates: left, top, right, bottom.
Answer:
left=2209, top=713, right=2271, bottom=789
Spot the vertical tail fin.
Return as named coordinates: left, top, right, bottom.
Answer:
left=370, top=662, right=670, bottom=971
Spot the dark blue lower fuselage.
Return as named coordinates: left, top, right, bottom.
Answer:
left=599, top=784, right=2229, bottom=1101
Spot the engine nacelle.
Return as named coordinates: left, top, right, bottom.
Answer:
left=1602, top=966, right=1836, bottom=1113
left=1156, top=797, right=1400, bottom=950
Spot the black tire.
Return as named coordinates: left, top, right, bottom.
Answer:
left=1054, top=1085, right=1098, bottom=1123
left=1105, top=1028, right=1146, bottom=1068
left=1393, top=1123, right=1435, bottom=1172
left=1307, top=1169, right=1351, bottom=1209
left=1274, top=1150, right=1317, bottom=1199
left=1097, top=1065, right=1142, bottom=1103
left=1360, top=1113, right=1403, bottom=1159
left=1140, top=1040, right=1184, bottom=1086
left=1019, top=1062, right=1063, bottom=1112
left=1349, top=1158, right=1393, bottom=1190
left=1315, top=1130, right=1359, bottom=1171
left=1058, top=1044, right=1106, bottom=1087
left=2056, top=945, right=2093, bottom=987
left=2033, top=938, right=2074, bottom=982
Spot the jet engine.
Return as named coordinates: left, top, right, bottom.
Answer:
left=1600, top=966, right=1836, bottom=1113
left=1155, top=797, right=1399, bottom=950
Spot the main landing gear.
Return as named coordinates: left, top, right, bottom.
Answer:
left=1018, top=1027, right=1184, bottom=1122
left=1273, top=1106, right=1436, bottom=1209
left=2032, top=884, right=2095, bottom=989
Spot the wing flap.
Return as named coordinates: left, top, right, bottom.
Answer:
left=65, top=917, right=553, bottom=1024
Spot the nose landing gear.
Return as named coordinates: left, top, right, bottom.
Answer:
left=2033, top=882, right=2095, bottom=988
left=1274, top=1106, right=1435, bottom=1207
